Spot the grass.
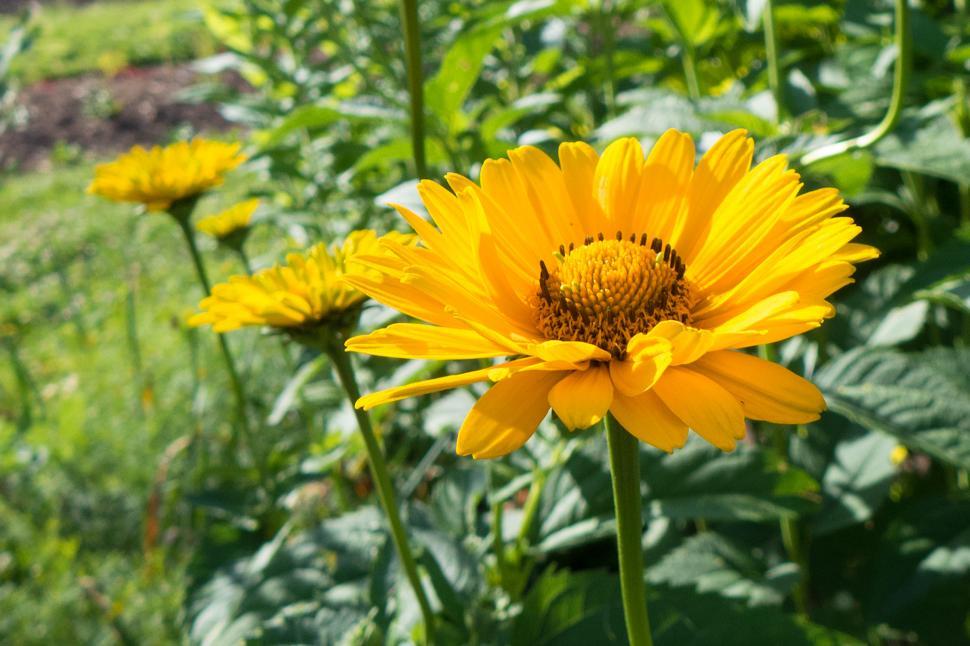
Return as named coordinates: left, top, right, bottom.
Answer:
left=0, top=160, right=284, bottom=643
left=1, top=0, right=219, bottom=84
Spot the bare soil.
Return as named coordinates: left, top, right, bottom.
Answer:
left=0, top=64, right=242, bottom=171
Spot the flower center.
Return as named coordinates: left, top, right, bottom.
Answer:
left=534, top=232, right=693, bottom=359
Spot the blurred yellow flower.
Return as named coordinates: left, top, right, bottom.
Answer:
left=195, top=199, right=260, bottom=241
left=345, top=130, right=879, bottom=458
left=87, top=139, right=246, bottom=212
left=190, top=230, right=413, bottom=333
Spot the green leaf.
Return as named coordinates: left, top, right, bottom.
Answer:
left=511, top=568, right=625, bottom=645
left=865, top=498, right=970, bottom=643
left=812, top=431, right=897, bottom=535
left=815, top=347, right=970, bottom=469
left=649, top=533, right=798, bottom=606
left=872, top=109, right=970, bottom=184
left=665, top=0, right=721, bottom=48
left=425, top=25, right=504, bottom=131
left=532, top=439, right=819, bottom=553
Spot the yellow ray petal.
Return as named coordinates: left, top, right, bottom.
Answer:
left=647, top=320, right=714, bottom=365
left=548, top=365, right=613, bottom=430
left=356, top=358, right=538, bottom=411
left=692, top=351, right=825, bottom=424
left=680, top=129, right=754, bottom=262
left=456, top=369, right=566, bottom=459
left=653, top=367, right=746, bottom=451
left=558, top=141, right=604, bottom=232
left=632, top=129, right=695, bottom=243
left=594, top=137, right=644, bottom=231
left=609, top=335, right=672, bottom=396
left=526, top=339, right=613, bottom=364
left=345, top=323, right=513, bottom=359
left=610, top=389, right=689, bottom=452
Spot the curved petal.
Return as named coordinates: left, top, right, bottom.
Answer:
left=558, top=141, right=603, bottom=232
left=356, top=357, right=538, bottom=410
left=610, top=335, right=672, bottom=396
left=647, top=321, right=714, bottom=365
left=691, top=351, right=825, bottom=424
left=610, top=389, right=688, bottom=452
left=345, top=323, right=513, bottom=359
left=456, top=369, right=566, bottom=459
left=526, top=339, right=612, bottom=364
left=594, top=137, right=644, bottom=231
left=632, top=129, right=695, bottom=243
left=653, top=367, right=746, bottom=451
left=548, top=365, right=613, bottom=430
left=679, top=129, right=754, bottom=262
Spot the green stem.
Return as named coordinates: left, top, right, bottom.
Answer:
left=801, top=0, right=910, bottom=165
left=488, top=464, right=508, bottom=588
left=398, top=0, right=427, bottom=179
left=763, top=0, right=784, bottom=123
left=324, top=340, right=436, bottom=642
left=758, top=346, right=810, bottom=616
left=173, top=215, right=260, bottom=477
left=599, top=0, right=617, bottom=118
left=234, top=246, right=254, bottom=275
left=681, top=45, right=701, bottom=100
left=606, top=415, right=653, bottom=646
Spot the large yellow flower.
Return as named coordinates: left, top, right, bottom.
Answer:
left=345, top=130, right=878, bottom=458
left=87, top=139, right=246, bottom=212
left=189, top=230, right=412, bottom=333
left=196, top=199, right=260, bottom=240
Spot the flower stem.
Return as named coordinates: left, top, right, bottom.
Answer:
left=801, top=0, right=910, bottom=165
left=763, top=0, right=784, bottom=123
left=398, top=0, right=427, bottom=179
left=605, top=414, right=653, bottom=646
left=323, top=339, right=436, bottom=642
left=174, top=216, right=256, bottom=454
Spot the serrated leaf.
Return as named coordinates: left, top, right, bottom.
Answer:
left=816, top=348, right=970, bottom=469
left=649, top=533, right=797, bottom=606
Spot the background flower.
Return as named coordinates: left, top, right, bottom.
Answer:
left=195, top=198, right=259, bottom=241
left=87, top=138, right=246, bottom=212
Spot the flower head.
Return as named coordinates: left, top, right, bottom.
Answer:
left=189, top=230, right=413, bottom=333
left=87, top=139, right=246, bottom=212
left=345, top=130, right=878, bottom=458
left=196, top=199, right=260, bottom=241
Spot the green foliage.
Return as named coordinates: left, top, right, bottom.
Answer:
left=3, top=0, right=970, bottom=644
left=0, top=0, right=217, bottom=83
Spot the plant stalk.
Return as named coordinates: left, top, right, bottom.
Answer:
left=324, top=338, right=436, bottom=642
left=763, top=0, right=784, bottom=123
left=398, top=0, right=428, bottom=178
left=606, top=414, right=653, bottom=646
left=801, top=0, right=910, bottom=165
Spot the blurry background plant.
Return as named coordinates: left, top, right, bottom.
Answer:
left=1, top=0, right=969, bottom=644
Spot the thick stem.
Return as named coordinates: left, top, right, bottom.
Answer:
left=324, top=340, right=436, bottom=642
left=801, top=0, right=910, bottom=165
left=763, top=0, right=784, bottom=123
left=398, top=0, right=428, bottom=179
left=606, top=415, right=653, bottom=646
left=681, top=45, right=701, bottom=100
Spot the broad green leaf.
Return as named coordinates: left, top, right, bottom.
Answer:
left=649, top=533, right=799, bottom=606
left=511, top=568, right=624, bottom=645
left=815, top=348, right=970, bottom=469
left=865, top=498, right=970, bottom=643
left=665, top=0, right=721, bottom=48
left=812, top=431, right=897, bottom=535
left=425, top=25, right=504, bottom=132
left=873, top=109, right=970, bottom=184
left=532, top=438, right=819, bottom=553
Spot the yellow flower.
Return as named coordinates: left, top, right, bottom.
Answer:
left=195, top=199, right=260, bottom=240
left=189, top=230, right=412, bottom=333
left=87, top=139, right=246, bottom=212
left=345, top=130, right=879, bottom=458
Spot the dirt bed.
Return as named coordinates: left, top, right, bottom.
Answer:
left=0, top=64, right=240, bottom=171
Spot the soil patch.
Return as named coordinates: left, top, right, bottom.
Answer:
left=0, top=64, right=243, bottom=171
